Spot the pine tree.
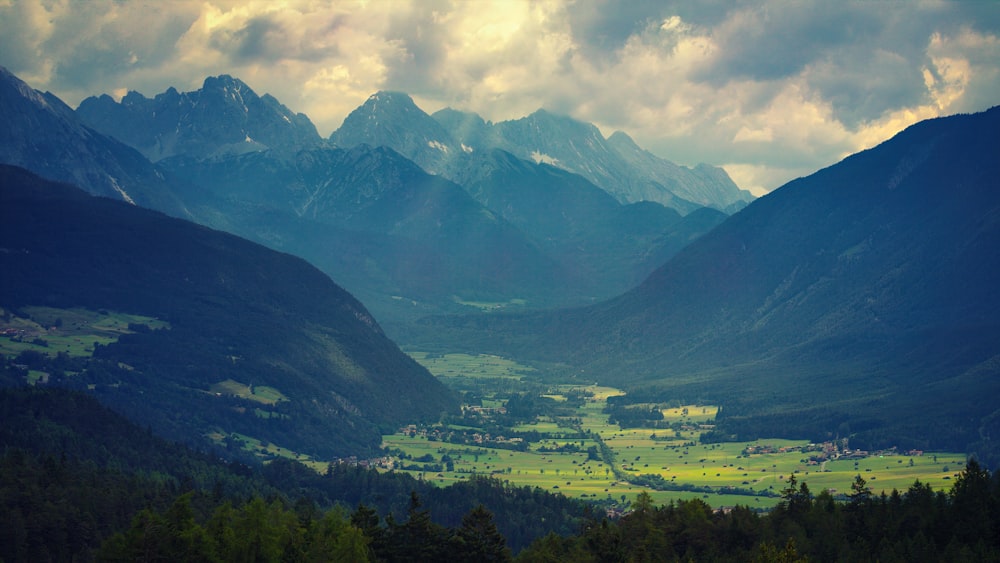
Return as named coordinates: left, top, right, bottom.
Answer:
left=456, top=504, right=511, bottom=562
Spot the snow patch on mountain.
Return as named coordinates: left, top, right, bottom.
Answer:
left=530, top=150, right=558, bottom=165
left=107, top=176, right=136, bottom=205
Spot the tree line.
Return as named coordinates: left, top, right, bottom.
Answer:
left=516, top=461, right=1000, bottom=562
left=97, top=491, right=511, bottom=562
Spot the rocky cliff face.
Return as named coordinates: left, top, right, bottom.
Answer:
left=0, top=66, right=189, bottom=216
left=330, top=91, right=464, bottom=176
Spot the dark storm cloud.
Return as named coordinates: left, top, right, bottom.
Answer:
left=682, top=2, right=993, bottom=125
left=695, top=3, right=883, bottom=84
left=564, top=0, right=731, bottom=60
left=381, top=2, right=451, bottom=95
left=222, top=16, right=287, bottom=62
left=807, top=49, right=930, bottom=128
left=210, top=13, right=345, bottom=65
left=0, top=0, right=199, bottom=99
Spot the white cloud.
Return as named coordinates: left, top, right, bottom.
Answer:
left=722, top=163, right=813, bottom=198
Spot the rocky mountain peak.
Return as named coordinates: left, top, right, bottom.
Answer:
left=0, top=66, right=187, bottom=215
left=331, top=91, right=460, bottom=174
left=77, top=75, right=321, bottom=162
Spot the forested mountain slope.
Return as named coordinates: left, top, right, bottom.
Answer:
left=0, top=165, right=457, bottom=458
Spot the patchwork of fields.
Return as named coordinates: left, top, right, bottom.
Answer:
left=386, top=352, right=967, bottom=509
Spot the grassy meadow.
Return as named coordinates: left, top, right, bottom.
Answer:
left=1, top=306, right=168, bottom=361
left=406, top=351, right=534, bottom=381
left=209, top=378, right=288, bottom=405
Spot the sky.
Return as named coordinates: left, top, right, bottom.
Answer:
left=2, top=1, right=998, bottom=196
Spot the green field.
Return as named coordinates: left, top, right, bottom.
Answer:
left=1, top=306, right=169, bottom=363
left=209, top=379, right=288, bottom=405
left=206, top=430, right=315, bottom=464
left=385, top=352, right=968, bottom=510
left=408, top=351, right=534, bottom=380
left=450, top=296, right=529, bottom=311
left=384, top=411, right=964, bottom=509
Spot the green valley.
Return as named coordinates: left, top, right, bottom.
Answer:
left=379, top=351, right=966, bottom=510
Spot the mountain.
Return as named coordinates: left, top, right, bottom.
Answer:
left=432, top=107, right=491, bottom=150
left=67, top=77, right=579, bottom=324
left=606, top=130, right=754, bottom=214
left=0, top=165, right=458, bottom=458
left=430, top=107, right=1000, bottom=456
left=0, top=65, right=189, bottom=216
left=482, top=110, right=697, bottom=213
left=77, top=74, right=322, bottom=162
left=329, top=91, right=750, bottom=213
left=438, top=108, right=753, bottom=213
left=329, top=91, right=728, bottom=300
left=158, top=145, right=573, bottom=318
left=330, top=91, right=463, bottom=176
left=445, top=148, right=727, bottom=294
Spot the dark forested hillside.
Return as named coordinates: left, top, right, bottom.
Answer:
left=0, top=386, right=588, bottom=561
left=0, top=165, right=457, bottom=458
left=427, top=107, right=1000, bottom=461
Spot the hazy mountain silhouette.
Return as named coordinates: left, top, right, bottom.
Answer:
left=434, top=107, right=753, bottom=212
left=159, top=145, right=573, bottom=320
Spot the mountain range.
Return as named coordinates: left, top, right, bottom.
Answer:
left=0, top=165, right=457, bottom=458
left=76, top=75, right=322, bottom=162
left=426, top=106, right=1000, bottom=459
left=68, top=73, right=731, bottom=324
left=332, top=91, right=754, bottom=213
left=160, top=144, right=574, bottom=313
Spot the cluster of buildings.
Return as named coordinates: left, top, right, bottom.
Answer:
left=397, top=424, right=523, bottom=447
left=744, top=440, right=923, bottom=466
left=332, top=455, right=395, bottom=470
